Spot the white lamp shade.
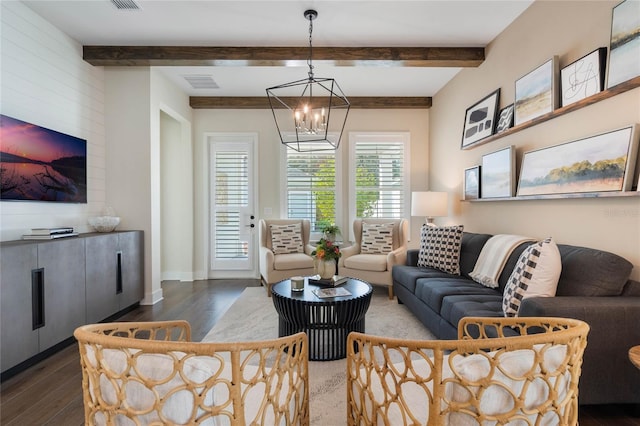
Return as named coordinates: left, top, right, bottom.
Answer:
left=411, top=191, right=448, bottom=218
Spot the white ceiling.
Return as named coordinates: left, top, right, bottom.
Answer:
left=22, top=0, right=534, bottom=97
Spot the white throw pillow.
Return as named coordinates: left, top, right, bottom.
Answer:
left=361, top=222, right=394, bottom=254
left=270, top=223, right=303, bottom=254
left=503, top=237, right=562, bottom=317
left=417, top=225, right=464, bottom=275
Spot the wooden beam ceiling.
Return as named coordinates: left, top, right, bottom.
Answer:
left=190, top=96, right=432, bottom=109
left=83, top=46, right=484, bottom=67
left=84, top=46, right=482, bottom=108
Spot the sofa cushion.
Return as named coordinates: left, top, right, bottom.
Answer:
left=361, top=222, right=394, bottom=254
left=270, top=223, right=303, bottom=254
left=556, top=244, right=633, bottom=296
left=440, top=295, right=504, bottom=329
left=415, top=277, right=500, bottom=314
left=273, top=252, right=314, bottom=271
left=503, top=238, right=562, bottom=317
left=418, top=225, right=464, bottom=275
left=344, top=253, right=388, bottom=272
left=393, top=266, right=456, bottom=294
left=459, top=233, right=493, bottom=278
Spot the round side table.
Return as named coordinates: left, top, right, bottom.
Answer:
left=629, top=346, right=640, bottom=370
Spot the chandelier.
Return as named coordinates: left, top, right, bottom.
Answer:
left=266, top=9, right=350, bottom=152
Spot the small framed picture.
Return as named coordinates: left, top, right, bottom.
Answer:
left=515, top=57, right=559, bottom=126
left=460, top=89, right=500, bottom=150
left=495, top=104, right=515, bottom=133
left=561, top=47, right=607, bottom=107
left=463, top=166, right=481, bottom=200
left=481, top=146, right=515, bottom=199
left=607, top=0, right=640, bottom=89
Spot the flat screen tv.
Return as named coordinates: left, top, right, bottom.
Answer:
left=0, top=114, right=87, bottom=203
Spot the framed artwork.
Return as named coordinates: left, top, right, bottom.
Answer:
left=607, top=0, right=640, bottom=89
left=463, top=166, right=481, bottom=200
left=495, top=104, right=515, bottom=133
left=517, top=124, right=639, bottom=196
left=0, top=114, right=87, bottom=203
left=460, top=89, right=500, bottom=149
left=561, top=47, right=607, bottom=107
left=481, top=146, right=515, bottom=199
left=514, top=57, right=559, bottom=126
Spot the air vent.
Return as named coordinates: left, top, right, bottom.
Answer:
left=111, top=0, right=141, bottom=10
left=183, top=75, right=220, bottom=89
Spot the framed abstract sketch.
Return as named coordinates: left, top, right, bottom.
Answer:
left=561, top=47, right=607, bottom=107
left=461, top=89, right=500, bottom=149
left=514, top=57, right=559, bottom=126
left=607, top=0, right=640, bottom=89
left=481, top=146, right=515, bottom=199
left=463, top=165, right=481, bottom=200
left=495, top=104, right=515, bottom=133
left=517, top=125, right=639, bottom=196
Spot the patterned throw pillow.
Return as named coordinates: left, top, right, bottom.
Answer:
left=361, top=222, right=394, bottom=254
left=270, top=223, right=303, bottom=255
left=503, top=237, right=562, bottom=317
left=417, top=225, right=464, bottom=275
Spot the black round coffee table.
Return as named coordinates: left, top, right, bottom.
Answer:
left=271, top=278, right=373, bottom=361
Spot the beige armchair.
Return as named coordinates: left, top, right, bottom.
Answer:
left=338, top=218, right=408, bottom=299
left=259, top=219, right=315, bottom=296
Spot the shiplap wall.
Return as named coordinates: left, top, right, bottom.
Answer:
left=0, top=2, right=105, bottom=241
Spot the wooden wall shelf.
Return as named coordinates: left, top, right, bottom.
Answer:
left=465, top=191, right=640, bottom=202
left=464, top=76, right=640, bottom=149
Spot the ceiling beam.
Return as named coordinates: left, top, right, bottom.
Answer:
left=189, top=96, right=431, bottom=109
left=83, top=46, right=484, bottom=67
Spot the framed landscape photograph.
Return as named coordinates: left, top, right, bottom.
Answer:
left=607, top=0, right=640, bottom=89
left=561, top=47, right=607, bottom=107
left=463, top=165, right=481, bottom=200
left=495, top=104, right=515, bottom=133
left=517, top=125, right=639, bottom=196
left=515, top=57, right=559, bottom=125
left=481, top=146, right=515, bottom=199
left=461, top=89, right=500, bottom=149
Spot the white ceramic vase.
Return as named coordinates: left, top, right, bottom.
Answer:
left=315, top=259, right=336, bottom=279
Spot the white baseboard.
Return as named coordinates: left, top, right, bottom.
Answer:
left=141, top=288, right=164, bottom=305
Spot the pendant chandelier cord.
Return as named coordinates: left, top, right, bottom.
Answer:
left=307, top=14, right=314, bottom=81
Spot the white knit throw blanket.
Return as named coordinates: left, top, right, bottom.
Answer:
left=469, top=234, right=535, bottom=288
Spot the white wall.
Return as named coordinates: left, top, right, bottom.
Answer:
left=430, top=0, right=640, bottom=280
left=0, top=1, right=105, bottom=238
left=192, top=108, right=430, bottom=279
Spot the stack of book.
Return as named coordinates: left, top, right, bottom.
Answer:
left=22, top=227, right=78, bottom=240
left=308, top=275, right=349, bottom=287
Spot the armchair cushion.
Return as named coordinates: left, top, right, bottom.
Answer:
left=361, top=222, right=394, bottom=254
left=343, top=253, right=389, bottom=272
left=417, top=225, right=464, bottom=275
left=270, top=223, right=304, bottom=254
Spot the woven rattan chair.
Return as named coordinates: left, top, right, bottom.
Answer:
left=74, top=321, right=309, bottom=425
left=347, top=316, right=589, bottom=426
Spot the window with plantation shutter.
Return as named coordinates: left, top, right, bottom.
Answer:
left=283, top=143, right=341, bottom=233
left=349, top=133, right=410, bottom=223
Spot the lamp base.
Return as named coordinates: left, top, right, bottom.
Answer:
left=425, top=217, right=437, bottom=227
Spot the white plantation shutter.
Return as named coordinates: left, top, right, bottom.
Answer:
left=285, top=144, right=337, bottom=232
left=350, top=133, right=410, bottom=220
left=214, top=150, right=248, bottom=259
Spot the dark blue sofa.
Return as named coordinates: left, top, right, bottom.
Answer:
left=392, top=231, right=640, bottom=406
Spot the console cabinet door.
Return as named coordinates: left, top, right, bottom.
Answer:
left=0, top=244, right=39, bottom=372
left=38, top=238, right=86, bottom=351
left=85, top=234, right=119, bottom=323
left=118, top=231, right=144, bottom=309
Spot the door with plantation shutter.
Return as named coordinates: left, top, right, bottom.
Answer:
left=208, top=134, right=258, bottom=277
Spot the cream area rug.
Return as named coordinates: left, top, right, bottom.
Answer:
left=202, top=286, right=436, bottom=426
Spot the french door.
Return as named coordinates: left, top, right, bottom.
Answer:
left=208, top=134, right=258, bottom=277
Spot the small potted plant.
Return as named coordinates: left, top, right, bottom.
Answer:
left=320, top=223, right=341, bottom=242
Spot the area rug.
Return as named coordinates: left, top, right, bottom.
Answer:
left=202, top=286, right=436, bottom=426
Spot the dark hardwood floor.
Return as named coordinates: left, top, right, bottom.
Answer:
left=1, top=279, right=638, bottom=425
